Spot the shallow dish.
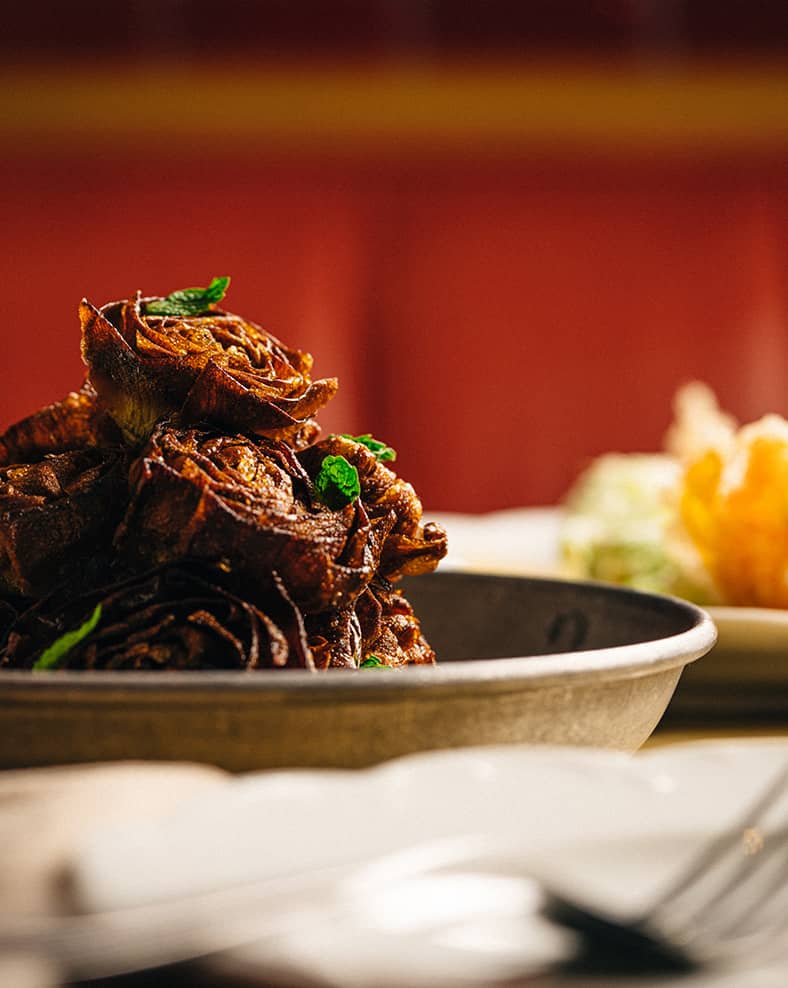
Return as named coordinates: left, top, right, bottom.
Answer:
left=0, top=572, right=715, bottom=771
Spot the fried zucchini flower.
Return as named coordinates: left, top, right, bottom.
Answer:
left=299, top=435, right=448, bottom=580
left=80, top=284, right=337, bottom=447
left=115, top=422, right=390, bottom=612
left=1, top=564, right=313, bottom=671
left=681, top=414, right=788, bottom=608
left=0, top=449, right=127, bottom=599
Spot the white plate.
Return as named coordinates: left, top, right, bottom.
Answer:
left=431, top=506, right=565, bottom=578
left=73, top=739, right=788, bottom=986
left=433, top=507, right=788, bottom=713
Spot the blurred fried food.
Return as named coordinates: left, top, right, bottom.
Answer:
left=681, top=415, right=788, bottom=608
left=563, top=382, right=788, bottom=610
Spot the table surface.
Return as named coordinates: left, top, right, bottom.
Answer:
left=648, top=720, right=788, bottom=746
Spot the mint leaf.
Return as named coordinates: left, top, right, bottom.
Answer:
left=342, top=434, right=397, bottom=462
left=314, top=455, right=361, bottom=510
left=33, top=603, right=103, bottom=671
left=360, top=655, right=389, bottom=669
left=146, top=276, right=230, bottom=316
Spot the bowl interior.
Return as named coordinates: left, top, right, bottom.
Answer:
left=403, top=570, right=700, bottom=661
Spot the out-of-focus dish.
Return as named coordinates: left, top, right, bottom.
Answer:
left=561, top=382, right=788, bottom=611
left=0, top=571, right=715, bottom=769
left=0, top=278, right=446, bottom=672
left=559, top=382, right=788, bottom=716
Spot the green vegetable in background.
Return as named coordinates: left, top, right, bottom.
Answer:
left=146, top=276, right=230, bottom=317
left=342, top=434, right=397, bottom=462
left=314, top=455, right=361, bottom=510
left=33, top=603, right=103, bottom=671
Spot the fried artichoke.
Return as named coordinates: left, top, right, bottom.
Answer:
left=116, top=422, right=392, bottom=612
left=1, top=565, right=313, bottom=671
left=0, top=383, right=121, bottom=466
left=306, top=580, right=435, bottom=670
left=306, top=577, right=435, bottom=669
left=300, top=435, right=448, bottom=580
left=356, top=582, right=436, bottom=667
left=80, top=294, right=337, bottom=446
left=0, top=448, right=126, bottom=598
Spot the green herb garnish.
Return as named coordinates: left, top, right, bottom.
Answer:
left=360, top=655, right=388, bottom=669
left=146, top=276, right=230, bottom=317
left=33, top=603, right=103, bottom=671
left=314, top=455, right=361, bottom=510
left=342, top=434, right=397, bottom=462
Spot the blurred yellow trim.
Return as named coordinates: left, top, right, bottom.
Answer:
left=3, top=60, right=788, bottom=153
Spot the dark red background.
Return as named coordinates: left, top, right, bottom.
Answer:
left=4, top=150, right=786, bottom=511
left=2, top=2, right=787, bottom=511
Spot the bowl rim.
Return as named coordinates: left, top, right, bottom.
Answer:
left=0, top=574, right=717, bottom=697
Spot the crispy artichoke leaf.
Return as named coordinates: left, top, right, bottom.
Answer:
left=0, top=448, right=128, bottom=598
left=80, top=300, right=170, bottom=444
left=180, top=360, right=335, bottom=450
left=305, top=604, right=362, bottom=670
left=307, top=582, right=435, bottom=669
left=0, top=382, right=122, bottom=466
left=357, top=583, right=436, bottom=667
left=1, top=564, right=314, bottom=671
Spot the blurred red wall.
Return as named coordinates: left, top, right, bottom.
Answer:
left=4, top=150, right=786, bottom=511
left=2, top=62, right=787, bottom=511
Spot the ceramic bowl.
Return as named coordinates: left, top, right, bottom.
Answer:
left=0, top=572, right=716, bottom=771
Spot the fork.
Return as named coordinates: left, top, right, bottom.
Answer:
left=542, top=762, right=788, bottom=972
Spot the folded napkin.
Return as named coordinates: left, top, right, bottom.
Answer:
left=0, top=761, right=227, bottom=918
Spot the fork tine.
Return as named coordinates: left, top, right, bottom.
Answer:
left=645, top=762, right=788, bottom=923
left=688, top=826, right=788, bottom=944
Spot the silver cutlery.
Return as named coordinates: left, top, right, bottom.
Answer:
left=543, top=762, right=788, bottom=972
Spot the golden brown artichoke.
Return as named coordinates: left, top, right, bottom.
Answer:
left=115, top=422, right=393, bottom=612
left=0, top=384, right=126, bottom=598
left=0, top=449, right=127, bottom=598
left=80, top=294, right=337, bottom=446
left=356, top=583, right=436, bottom=667
left=305, top=605, right=362, bottom=670
left=307, top=580, right=435, bottom=669
left=1, top=565, right=313, bottom=671
left=0, top=383, right=122, bottom=466
left=299, top=435, right=448, bottom=580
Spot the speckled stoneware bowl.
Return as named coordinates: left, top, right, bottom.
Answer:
left=0, top=572, right=716, bottom=771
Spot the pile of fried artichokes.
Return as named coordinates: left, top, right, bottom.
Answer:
left=0, top=282, right=447, bottom=671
